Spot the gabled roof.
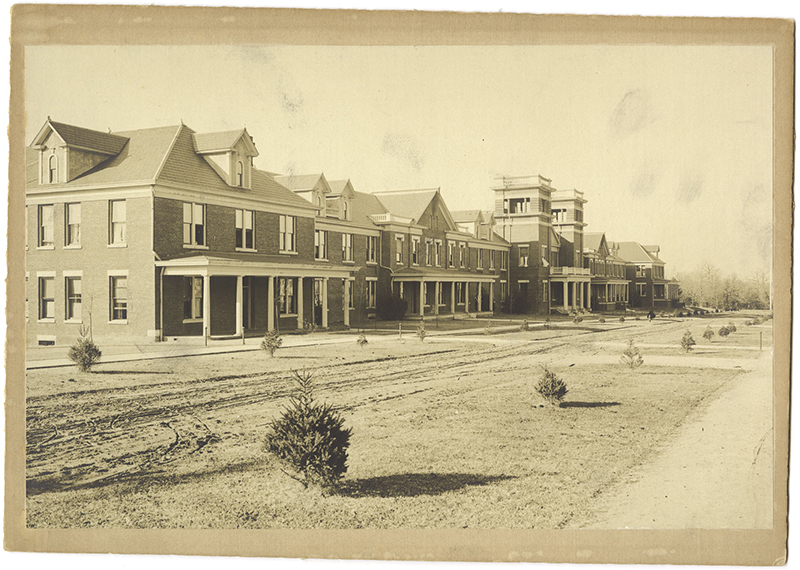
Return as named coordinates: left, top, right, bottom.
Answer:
left=274, top=173, right=330, bottom=193
left=33, top=119, right=130, bottom=155
left=350, top=190, right=387, bottom=227
left=192, top=128, right=259, bottom=156
left=450, top=209, right=484, bottom=224
left=328, top=179, right=356, bottom=198
left=481, top=210, right=495, bottom=223
left=615, top=241, right=665, bottom=265
left=373, top=188, right=440, bottom=224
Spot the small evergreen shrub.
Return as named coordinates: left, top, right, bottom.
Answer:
left=635, top=316, right=641, bottom=321
left=745, top=319, right=754, bottom=326
left=681, top=330, right=696, bottom=352
left=67, top=327, right=102, bottom=372
left=265, top=370, right=352, bottom=488
left=535, top=365, right=568, bottom=406
left=416, top=323, right=427, bottom=342
left=357, top=334, right=368, bottom=347
left=543, top=317, right=551, bottom=330
left=598, top=317, right=606, bottom=323
left=702, top=326, right=714, bottom=341
left=718, top=326, right=731, bottom=337
left=483, top=323, right=494, bottom=335
left=619, top=339, right=644, bottom=370
left=727, top=322, right=737, bottom=333
left=520, top=319, right=530, bottom=331
left=677, top=311, right=684, bottom=317
left=303, top=319, right=318, bottom=334
left=619, top=316, right=625, bottom=323
left=261, top=330, right=283, bottom=357
left=572, top=315, right=583, bottom=324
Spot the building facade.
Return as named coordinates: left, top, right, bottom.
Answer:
left=25, top=118, right=679, bottom=347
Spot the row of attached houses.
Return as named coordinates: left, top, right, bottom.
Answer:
left=25, top=118, right=680, bottom=347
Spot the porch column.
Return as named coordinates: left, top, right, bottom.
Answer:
left=419, top=281, right=425, bottom=317
left=580, top=281, right=585, bottom=309
left=586, top=282, right=591, bottom=310
left=343, top=279, right=350, bottom=327
left=434, top=281, right=440, bottom=315
left=477, top=282, right=482, bottom=312
left=562, top=281, right=568, bottom=310
left=267, top=276, right=275, bottom=331
left=203, top=274, right=211, bottom=340
left=490, top=281, right=494, bottom=312
left=465, top=282, right=470, bottom=315
left=297, top=277, right=304, bottom=329
left=570, top=281, right=576, bottom=310
left=450, top=282, right=455, bottom=313
left=605, top=283, right=609, bottom=303
left=235, top=275, right=244, bottom=338
left=322, top=277, right=329, bottom=328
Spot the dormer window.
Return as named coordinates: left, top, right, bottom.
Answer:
left=342, top=200, right=349, bottom=221
left=48, top=155, right=58, bottom=184
left=236, top=161, right=244, bottom=187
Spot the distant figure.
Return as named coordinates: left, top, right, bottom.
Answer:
left=647, top=310, right=655, bottom=321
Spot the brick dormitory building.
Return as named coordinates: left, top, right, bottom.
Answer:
left=25, top=118, right=681, bottom=347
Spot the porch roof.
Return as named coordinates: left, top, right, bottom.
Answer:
left=392, top=266, right=498, bottom=283
left=156, top=252, right=353, bottom=278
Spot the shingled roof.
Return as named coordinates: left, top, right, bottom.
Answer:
left=615, top=241, right=665, bottom=264
left=373, top=188, right=439, bottom=223
left=192, top=129, right=258, bottom=156
left=450, top=209, right=484, bottom=224
left=350, top=190, right=387, bottom=227
left=47, top=120, right=130, bottom=155
left=273, top=173, right=327, bottom=192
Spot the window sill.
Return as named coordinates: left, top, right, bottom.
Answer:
left=184, top=244, right=209, bottom=250
left=182, top=318, right=203, bottom=324
left=108, top=243, right=127, bottom=249
left=315, top=258, right=329, bottom=262
left=235, top=247, right=258, bottom=253
left=278, top=313, right=298, bottom=317
left=280, top=250, right=298, bottom=256
left=343, top=260, right=355, bottom=265
left=64, top=319, right=83, bottom=324
left=64, top=245, right=82, bottom=250
left=108, top=320, right=128, bottom=325
left=37, top=318, right=55, bottom=324
left=366, top=261, right=377, bottom=266
left=36, top=245, right=55, bottom=251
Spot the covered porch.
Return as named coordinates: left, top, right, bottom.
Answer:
left=156, top=254, right=353, bottom=342
left=392, top=268, right=498, bottom=318
left=591, top=278, right=630, bottom=311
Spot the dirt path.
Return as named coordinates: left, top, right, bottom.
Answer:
left=575, top=351, right=773, bottom=529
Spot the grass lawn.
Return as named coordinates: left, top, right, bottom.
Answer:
left=25, top=324, right=750, bottom=529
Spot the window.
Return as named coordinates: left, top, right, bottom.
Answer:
left=65, top=203, right=81, bottom=247
left=636, top=265, right=646, bottom=277
left=456, top=282, right=465, bottom=304
left=425, top=239, right=433, bottom=266
left=38, top=204, right=54, bottom=247
left=366, top=236, right=378, bottom=263
left=541, top=199, right=550, bottom=213
left=489, top=250, right=495, bottom=270
left=552, top=208, right=566, bottom=223
left=575, top=209, right=583, bottom=222
left=501, top=281, right=508, bottom=302
left=542, top=280, right=549, bottom=302
left=109, top=200, right=127, bottom=245
left=519, top=281, right=529, bottom=296
left=236, top=161, right=244, bottom=186
left=540, top=245, right=547, bottom=263
left=508, top=197, right=531, bottom=214
left=519, top=245, right=529, bottom=267
left=448, top=242, right=455, bottom=267
left=182, top=276, right=203, bottom=320
left=435, top=240, right=442, bottom=266
left=235, top=209, right=255, bottom=249
left=366, top=280, right=377, bottom=309
left=279, top=215, right=296, bottom=252
left=501, top=251, right=508, bottom=270
left=395, top=234, right=404, bottom=264
left=48, top=155, right=58, bottom=183
left=110, top=276, right=128, bottom=321
left=459, top=243, right=467, bottom=268
left=477, top=249, right=484, bottom=269
left=342, top=201, right=349, bottom=221
left=279, top=278, right=296, bottom=314
left=182, top=202, right=205, bottom=246
left=346, top=279, right=355, bottom=309
left=39, top=276, right=54, bottom=319
left=315, top=230, right=328, bottom=260
left=411, top=237, right=420, bottom=265
left=637, top=283, right=647, bottom=297
left=438, top=283, right=445, bottom=305
left=342, top=233, right=354, bottom=262
left=65, top=277, right=81, bottom=321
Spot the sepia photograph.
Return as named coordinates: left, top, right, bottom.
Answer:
left=6, top=4, right=792, bottom=566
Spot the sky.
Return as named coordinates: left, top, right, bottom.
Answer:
left=25, top=44, right=773, bottom=278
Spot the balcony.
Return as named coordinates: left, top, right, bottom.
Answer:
left=550, top=266, right=591, bottom=276
left=368, top=213, right=415, bottom=225
left=493, top=174, right=552, bottom=189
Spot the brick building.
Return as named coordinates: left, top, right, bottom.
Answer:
left=25, top=118, right=680, bottom=347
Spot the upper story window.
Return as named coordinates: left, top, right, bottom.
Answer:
left=552, top=208, right=566, bottom=223
left=38, top=204, right=54, bottom=248
left=575, top=209, right=583, bottom=223
left=395, top=234, right=404, bottom=264
left=448, top=242, right=455, bottom=267
left=342, top=233, right=354, bottom=262
left=636, top=265, right=646, bottom=278
left=235, top=209, right=255, bottom=250
left=48, top=155, right=58, bottom=184
left=109, top=200, right=126, bottom=245
left=519, top=245, right=529, bottom=267
left=279, top=215, right=296, bottom=252
left=508, top=197, right=531, bottom=214
left=315, top=230, right=328, bottom=260
left=236, top=161, right=244, bottom=187
left=459, top=242, right=466, bottom=268
left=65, top=203, right=81, bottom=247
left=489, top=250, right=495, bottom=270
left=477, top=248, right=484, bottom=269
left=183, top=202, right=206, bottom=247
left=411, top=237, right=420, bottom=265
left=540, top=199, right=550, bottom=213
left=425, top=239, right=433, bottom=266
left=366, top=236, right=378, bottom=263
left=501, top=250, right=508, bottom=270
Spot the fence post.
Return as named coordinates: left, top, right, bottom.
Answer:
left=760, top=331, right=763, bottom=351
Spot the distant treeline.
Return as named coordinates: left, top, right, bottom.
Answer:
left=676, top=263, right=770, bottom=310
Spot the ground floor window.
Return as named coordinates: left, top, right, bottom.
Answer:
left=346, top=279, right=355, bottom=309
left=456, top=282, right=466, bottom=304
left=637, top=283, right=647, bottom=297
left=279, top=278, right=297, bottom=315
left=66, top=276, right=81, bottom=320
left=183, top=276, right=203, bottom=320
left=438, top=283, right=444, bottom=305
left=542, top=280, right=549, bottom=303
left=110, top=276, right=128, bottom=321
left=519, top=281, right=529, bottom=297
left=366, top=280, right=377, bottom=309
left=39, top=276, right=54, bottom=319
